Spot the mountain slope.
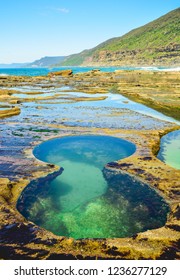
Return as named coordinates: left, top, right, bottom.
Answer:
left=27, top=56, right=66, bottom=67
left=60, top=8, right=180, bottom=66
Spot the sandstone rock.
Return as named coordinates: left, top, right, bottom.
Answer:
left=48, top=70, right=73, bottom=77
left=9, top=100, right=21, bottom=104
left=0, top=107, right=20, bottom=118
left=0, top=185, right=12, bottom=201
left=0, top=178, right=10, bottom=185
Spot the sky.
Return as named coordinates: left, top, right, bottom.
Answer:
left=0, top=0, right=179, bottom=63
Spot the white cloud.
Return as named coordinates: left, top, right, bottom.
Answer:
left=43, top=6, right=70, bottom=16
left=56, top=8, right=69, bottom=14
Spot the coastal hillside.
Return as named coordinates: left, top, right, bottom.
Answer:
left=59, top=8, right=180, bottom=66
left=26, top=56, right=66, bottom=68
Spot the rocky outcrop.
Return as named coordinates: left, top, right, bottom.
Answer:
left=48, top=69, right=73, bottom=77
left=0, top=107, right=20, bottom=118
left=82, top=45, right=180, bottom=66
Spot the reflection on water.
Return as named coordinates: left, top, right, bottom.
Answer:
left=157, top=130, right=180, bottom=169
left=107, top=94, right=180, bottom=125
left=17, top=135, right=169, bottom=239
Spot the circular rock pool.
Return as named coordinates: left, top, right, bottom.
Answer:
left=17, top=135, right=169, bottom=239
left=157, top=130, right=180, bottom=170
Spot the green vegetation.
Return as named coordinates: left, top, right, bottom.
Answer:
left=12, top=131, right=24, bottom=137
left=97, top=9, right=180, bottom=51
left=58, top=8, right=180, bottom=66
left=60, top=49, right=95, bottom=66
left=29, top=128, right=59, bottom=133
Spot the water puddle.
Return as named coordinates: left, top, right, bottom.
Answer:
left=12, top=92, right=63, bottom=99
left=3, top=85, right=71, bottom=94
left=157, top=130, right=180, bottom=169
left=88, top=93, right=180, bottom=125
left=17, top=135, right=169, bottom=239
left=12, top=90, right=105, bottom=100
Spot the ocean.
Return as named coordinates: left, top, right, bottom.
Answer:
left=0, top=66, right=180, bottom=76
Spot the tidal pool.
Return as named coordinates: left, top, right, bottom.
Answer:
left=157, top=130, right=180, bottom=169
left=17, top=135, right=169, bottom=239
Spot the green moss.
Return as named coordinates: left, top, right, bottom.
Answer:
left=29, top=128, right=59, bottom=133
left=12, top=132, right=24, bottom=137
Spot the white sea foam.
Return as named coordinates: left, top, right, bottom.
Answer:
left=139, top=66, right=180, bottom=72
left=160, top=67, right=180, bottom=72
left=140, top=66, right=159, bottom=71
left=0, top=73, right=9, bottom=76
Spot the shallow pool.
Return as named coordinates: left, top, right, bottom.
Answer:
left=17, top=135, right=169, bottom=239
left=157, top=130, right=180, bottom=170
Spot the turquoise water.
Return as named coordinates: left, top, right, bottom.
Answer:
left=157, top=130, right=180, bottom=169
left=17, top=135, right=169, bottom=239
left=0, top=66, right=179, bottom=76
left=0, top=67, right=129, bottom=76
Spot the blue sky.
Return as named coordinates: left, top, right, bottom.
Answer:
left=0, top=0, right=179, bottom=63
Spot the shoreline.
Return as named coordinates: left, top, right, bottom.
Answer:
left=0, top=69, right=180, bottom=259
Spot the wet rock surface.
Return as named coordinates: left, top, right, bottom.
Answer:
left=0, top=70, right=180, bottom=259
